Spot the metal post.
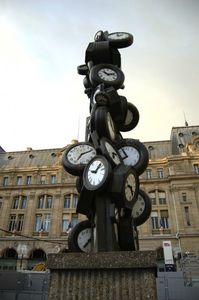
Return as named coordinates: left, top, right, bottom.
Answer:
left=95, top=194, right=118, bottom=252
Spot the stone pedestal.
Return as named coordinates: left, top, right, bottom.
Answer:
left=47, top=251, right=157, bottom=300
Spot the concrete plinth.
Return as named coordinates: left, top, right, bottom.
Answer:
left=47, top=251, right=157, bottom=300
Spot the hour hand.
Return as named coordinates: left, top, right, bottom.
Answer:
left=127, top=184, right=134, bottom=195
left=77, top=149, right=92, bottom=161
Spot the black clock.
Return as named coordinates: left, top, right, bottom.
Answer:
left=83, top=155, right=112, bottom=192
left=99, top=137, right=122, bottom=166
left=118, top=102, right=139, bottom=132
left=115, top=138, right=149, bottom=175
left=77, top=64, right=89, bottom=76
left=62, top=142, right=96, bottom=176
left=89, top=64, right=124, bottom=89
left=76, top=186, right=95, bottom=217
left=132, top=189, right=152, bottom=226
left=91, top=106, right=117, bottom=141
left=68, top=220, right=92, bottom=253
left=107, top=32, right=134, bottom=48
left=110, top=164, right=139, bottom=209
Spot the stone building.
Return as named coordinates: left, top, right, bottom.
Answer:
left=0, top=125, right=199, bottom=270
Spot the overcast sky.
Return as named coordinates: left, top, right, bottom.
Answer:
left=0, top=0, right=198, bottom=152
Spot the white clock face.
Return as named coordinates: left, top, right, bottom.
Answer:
left=132, top=194, right=145, bottom=219
left=67, top=144, right=96, bottom=165
left=98, top=68, right=118, bottom=82
left=87, top=159, right=105, bottom=186
left=125, top=173, right=136, bottom=201
left=77, top=228, right=92, bottom=253
left=124, top=109, right=133, bottom=125
left=119, top=146, right=140, bottom=166
left=107, top=112, right=116, bottom=140
left=105, top=141, right=121, bottom=165
left=108, top=32, right=129, bottom=40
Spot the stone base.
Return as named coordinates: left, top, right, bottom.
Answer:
left=47, top=251, right=157, bottom=300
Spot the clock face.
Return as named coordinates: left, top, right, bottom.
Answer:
left=118, top=102, right=139, bottom=132
left=62, top=142, right=96, bottom=176
left=108, top=32, right=129, bottom=40
left=132, top=193, right=145, bottom=218
left=66, top=144, right=96, bottom=165
left=132, top=190, right=152, bottom=226
left=119, top=146, right=140, bottom=166
left=89, top=64, right=124, bottom=89
left=125, top=173, right=136, bottom=202
left=87, top=159, right=105, bottom=186
left=77, top=228, right=92, bottom=253
left=98, top=68, right=118, bottom=82
left=104, top=140, right=121, bottom=165
left=107, top=112, right=116, bottom=140
left=116, top=138, right=149, bottom=175
left=83, top=156, right=111, bottom=191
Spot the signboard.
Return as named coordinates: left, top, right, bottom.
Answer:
left=163, top=240, right=174, bottom=265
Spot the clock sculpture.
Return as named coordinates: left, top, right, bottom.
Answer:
left=62, top=30, right=152, bottom=252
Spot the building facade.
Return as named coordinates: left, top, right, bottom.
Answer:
left=0, top=125, right=199, bottom=270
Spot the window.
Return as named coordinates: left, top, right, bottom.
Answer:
left=73, top=195, right=79, bottom=208
left=26, top=176, right=32, bottom=185
left=194, top=164, right=199, bottom=174
left=12, top=197, right=19, bottom=209
left=146, top=169, right=152, bottom=179
left=64, top=195, right=71, bottom=208
left=151, top=211, right=159, bottom=229
left=160, top=210, right=169, bottom=228
left=16, top=176, right=22, bottom=185
left=35, top=214, right=42, bottom=231
left=62, top=214, right=70, bottom=232
left=37, top=195, right=53, bottom=209
left=71, top=214, right=78, bottom=227
left=158, top=191, right=166, bottom=205
left=40, top=175, right=46, bottom=184
left=35, top=214, right=51, bottom=232
left=12, top=196, right=27, bottom=209
left=21, top=196, right=27, bottom=209
left=149, top=192, right=156, bottom=205
left=38, top=196, right=44, bottom=209
left=8, top=215, right=17, bottom=231
left=157, top=168, right=164, bottom=179
left=182, top=192, right=187, bottom=202
left=8, top=214, right=24, bottom=232
left=43, top=214, right=51, bottom=231
left=184, top=207, right=191, bottom=226
left=151, top=210, right=169, bottom=230
left=3, top=177, right=8, bottom=186
left=17, top=215, right=24, bottom=231
left=46, top=196, right=52, bottom=208
left=51, top=175, right=56, bottom=184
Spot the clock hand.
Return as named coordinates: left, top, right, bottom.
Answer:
left=127, top=184, right=134, bottom=195
left=91, top=162, right=102, bottom=174
left=104, top=71, right=115, bottom=76
left=77, top=149, right=92, bottom=161
left=95, top=162, right=102, bottom=173
left=112, top=152, right=117, bottom=159
left=121, top=149, right=128, bottom=160
left=83, top=238, right=91, bottom=249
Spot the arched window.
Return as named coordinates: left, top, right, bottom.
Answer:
left=37, top=195, right=53, bottom=209
left=29, top=249, right=46, bottom=260
left=2, top=248, right=18, bottom=259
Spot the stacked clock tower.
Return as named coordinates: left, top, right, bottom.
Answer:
left=62, top=30, right=152, bottom=252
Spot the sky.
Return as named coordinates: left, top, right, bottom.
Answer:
left=0, top=0, right=199, bottom=152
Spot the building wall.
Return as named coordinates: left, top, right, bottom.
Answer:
left=0, top=125, right=199, bottom=270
